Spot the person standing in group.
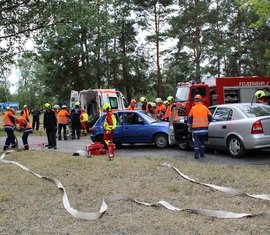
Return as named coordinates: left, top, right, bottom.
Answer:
left=3, top=107, right=17, bottom=151
left=155, top=98, right=166, bottom=120
left=102, top=103, right=117, bottom=159
left=43, top=103, right=57, bottom=149
left=16, top=117, right=33, bottom=150
left=80, top=109, right=89, bottom=136
left=57, top=105, right=69, bottom=140
left=31, top=106, right=41, bottom=131
left=126, top=99, right=137, bottom=110
left=165, top=96, right=177, bottom=122
left=140, top=97, right=154, bottom=114
left=188, top=94, right=212, bottom=159
left=255, top=90, right=269, bottom=105
left=70, top=102, right=82, bottom=139
left=21, top=105, right=30, bottom=122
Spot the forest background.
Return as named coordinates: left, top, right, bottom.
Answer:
left=0, top=0, right=269, bottom=108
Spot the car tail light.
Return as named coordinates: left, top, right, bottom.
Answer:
left=251, top=120, right=264, bottom=134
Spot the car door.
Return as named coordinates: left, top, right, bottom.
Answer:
left=121, top=112, right=148, bottom=143
left=208, top=107, right=233, bottom=148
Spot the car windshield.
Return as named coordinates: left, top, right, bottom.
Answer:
left=239, top=104, right=270, bottom=117
left=175, top=87, right=190, bottom=101
left=140, top=111, right=161, bottom=123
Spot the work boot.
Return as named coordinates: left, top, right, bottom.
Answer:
left=24, top=145, right=29, bottom=150
left=59, top=136, right=62, bottom=141
left=194, top=155, right=199, bottom=159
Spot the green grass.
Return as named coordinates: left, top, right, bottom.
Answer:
left=1, top=150, right=270, bottom=234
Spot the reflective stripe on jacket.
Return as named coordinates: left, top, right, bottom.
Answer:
left=188, top=102, right=212, bottom=129
left=103, top=111, right=117, bottom=131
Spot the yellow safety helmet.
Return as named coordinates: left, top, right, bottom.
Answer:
left=163, top=100, right=169, bottom=106
left=140, top=97, right=147, bottom=103
left=44, top=103, right=51, bottom=109
left=167, top=96, right=174, bottom=102
left=75, top=101, right=80, bottom=106
left=102, top=103, right=111, bottom=112
left=255, top=90, right=266, bottom=99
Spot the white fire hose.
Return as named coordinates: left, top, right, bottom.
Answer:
left=1, top=151, right=270, bottom=220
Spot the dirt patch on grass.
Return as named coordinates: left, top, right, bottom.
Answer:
left=1, top=150, right=270, bottom=234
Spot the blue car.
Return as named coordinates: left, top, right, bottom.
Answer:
left=90, top=110, right=170, bottom=148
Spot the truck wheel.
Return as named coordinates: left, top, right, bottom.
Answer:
left=227, top=136, right=246, bottom=158
left=154, top=134, right=168, bottom=148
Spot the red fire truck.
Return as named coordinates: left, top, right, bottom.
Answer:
left=174, top=76, right=270, bottom=116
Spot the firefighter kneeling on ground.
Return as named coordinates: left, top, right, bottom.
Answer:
left=102, top=103, right=117, bottom=160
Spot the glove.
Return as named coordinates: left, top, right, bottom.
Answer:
left=106, top=130, right=111, bottom=134
left=188, top=126, right=192, bottom=133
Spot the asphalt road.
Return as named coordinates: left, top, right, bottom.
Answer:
left=1, top=135, right=270, bottom=166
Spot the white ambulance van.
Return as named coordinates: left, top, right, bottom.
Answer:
left=70, top=89, right=128, bottom=126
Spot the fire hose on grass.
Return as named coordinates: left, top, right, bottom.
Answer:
left=1, top=151, right=270, bottom=220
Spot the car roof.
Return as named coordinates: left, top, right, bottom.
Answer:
left=209, top=103, right=267, bottom=108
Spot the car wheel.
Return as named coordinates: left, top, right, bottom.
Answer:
left=227, top=136, right=246, bottom=158
left=154, top=134, right=168, bottom=148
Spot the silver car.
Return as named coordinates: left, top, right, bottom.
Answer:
left=208, top=103, right=270, bottom=158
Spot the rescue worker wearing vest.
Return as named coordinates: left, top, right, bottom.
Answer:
left=70, top=101, right=82, bottom=139
left=57, top=105, right=70, bottom=140
left=155, top=98, right=166, bottom=120
left=3, top=107, right=17, bottom=151
left=140, top=97, right=154, bottom=114
left=102, top=103, right=117, bottom=159
left=43, top=103, right=57, bottom=149
left=21, top=105, right=30, bottom=122
left=152, top=102, right=158, bottom=116
left=126, top=99, right=137, bottom=110
left=255, top=90, right=269, bottom=105
left=188, top=94, right=212, bottom=159
left=16, top=117, right=33, bottom=150
left=165, top=96, right=178, bottom=122
left=80, top=109, right=89, bottom=136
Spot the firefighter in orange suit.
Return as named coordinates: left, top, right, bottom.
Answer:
left=21, top=105, right=30, bottom=122
left=188, top=94, right=212, bottom=159
left=17, top=117, right=33, bottom=150
left=3, top=107, right=17, bottom=151
left=57, top=105, right=69, bottom=140
left=140, top=97, right=154, bottom=114
left=126, top=99, right=137, bottom=110
left=102, top=103, right=117, bottom=159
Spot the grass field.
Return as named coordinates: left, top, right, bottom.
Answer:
left=1, top=150, right=270, bottom=234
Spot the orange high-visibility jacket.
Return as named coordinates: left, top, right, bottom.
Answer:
left=57, top=109, right=69, bottom=124
left=188, top=102, right=212, bottom=128
left=17, top=118, right=32, bottom=132
left=3, top=110, right=16, bottom=128
left=21, top=109, right=30, bottom=121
